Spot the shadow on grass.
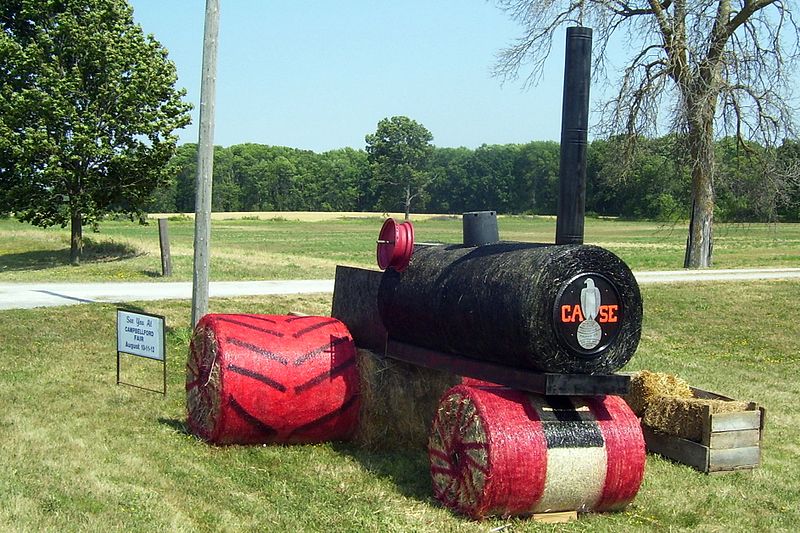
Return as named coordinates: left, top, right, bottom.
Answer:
left=158, top=417, right=190, bottom=435
left=154, top=419, right=433, bottom=501
left=331, top=442, right=433, bottom=502
left=116, top=303, right=149, bottom=314
left=0, top=238, right=142, bottom=272
left=114, top=304, right=189, bottom=339
left=0, top=249, right=68, bottom=271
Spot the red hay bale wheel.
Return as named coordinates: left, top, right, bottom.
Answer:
left=428, top=385, right=645, bottom=519
left=186, top=314, right=360, bottom=445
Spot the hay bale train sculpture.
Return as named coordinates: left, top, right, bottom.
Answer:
left=185, top=26, right=650, bottom=521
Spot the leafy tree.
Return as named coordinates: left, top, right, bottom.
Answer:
left=776, top=139, right=800, bottom=221
left=231, top=144, right=276, bottom=211
left=365, top=116, right=435, bottom=220
left=211, top=146, right=243, bottom=212
left=714, top=137, right=768, bottom=221
left=427, top=146, right=474, bottom=213
left=155, top=137, right=792, bottom=223
left=468, top=144, right=518, bottom=213
left=495, top=0, right=799, bottom=267
left=0, top=0, right=191, bottom=264
left=514, top=141, right=560, bottom=214
left=170, top=143, right=199, bottom=213
left=426, top=143, right=560, bottom=215
left=588, top=135, right=690, bottom=221
left=317, top=147, right=368, bottom=211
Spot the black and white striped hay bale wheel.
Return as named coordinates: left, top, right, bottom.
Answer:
left=186, top=314, right=360, bottom=445
left=428, top=384, right=645, bottom=519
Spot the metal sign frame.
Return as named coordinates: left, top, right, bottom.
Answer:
left=116, top=308, right=167, bottom=396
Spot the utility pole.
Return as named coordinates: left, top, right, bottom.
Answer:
left=191, top=0, right=220, bottom=327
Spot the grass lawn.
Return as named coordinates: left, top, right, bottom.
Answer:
left=1, top=214, right=799, bottom=282
left=1, top=281, right=799, bottom=531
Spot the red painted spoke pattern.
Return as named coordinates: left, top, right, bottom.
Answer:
left=187, top=314, right=359, bottom=445
left=228, top=396, right=277, bottom=437
left=292, top=336, right=350, bottom=366
left=293, top=358, right=357, bottom=394
left=429, top=390, right=491, bottom=518
left=217, top=316, right=285, bottom=337
left=227, top=363, right=287, bottom=392
left=227, top=337, right=290, bottom=365
left=287, top=395, right=359, bottom=438
left=291, top=318, right=340, bottom=338
left=227, top=314, right=277, bottom=324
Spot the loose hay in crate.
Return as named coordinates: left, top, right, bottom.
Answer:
left=428, top=385, right=645, bottom=519
left=637, top=384, right=764, bottom=473
left=624, top=370, right=693, bottom=417
left=187, top=314, right=360, bottom=445
left=355, top=348, right=460, bottom=450
left=643, top=395, right=750, bottom=442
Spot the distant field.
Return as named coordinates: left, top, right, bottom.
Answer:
left=1, top=214, right=799, bottom=282
left=1, top=281, right=798, bottom=531
left=146, top=211, right=456, bottom=222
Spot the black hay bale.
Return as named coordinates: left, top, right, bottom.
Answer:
left=378, top=242, right=642, bottom=374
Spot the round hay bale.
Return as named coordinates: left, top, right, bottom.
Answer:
left=354, top=349, right=460, bottom=450
left=624, top=370, right=693, bottom=416
left=186, top=314, right=360, bottom=445
left=460, top=377, right=500, bottom=387
left=428, top=385, right=645, bottom=519
left=378, top=243, right=642, bottom=374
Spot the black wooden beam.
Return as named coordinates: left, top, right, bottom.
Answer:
left=385, top=339, right=630, bottom=396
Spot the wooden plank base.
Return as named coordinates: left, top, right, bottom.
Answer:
left=532, top=511, right=578, bottom=523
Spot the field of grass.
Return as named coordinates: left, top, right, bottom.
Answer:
left=1, top=280, right=799, bottom=531
left=2, top=213, right=799, bottom=530
left=1, top=214, right=799, bottom=282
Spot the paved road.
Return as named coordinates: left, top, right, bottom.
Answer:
left=632, top=267, right=800, bottom=284
left=0, top=280, right=334, bottom=310
left=1, top=268, right=799, bottom=310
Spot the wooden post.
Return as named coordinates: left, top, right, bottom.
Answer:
left=191, top=0, right=220, bottom=327
left=158, top=218, right=172, bottom=277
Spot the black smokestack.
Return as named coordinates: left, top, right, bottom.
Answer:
left=555, top=26, right=592, bottom=245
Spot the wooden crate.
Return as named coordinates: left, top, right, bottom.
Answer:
left=642, top=387, right=765, bottom=474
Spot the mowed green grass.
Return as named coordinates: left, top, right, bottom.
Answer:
left=1, top=214, right=799, bottom=282
left=1, top=282, right=799, bottom=531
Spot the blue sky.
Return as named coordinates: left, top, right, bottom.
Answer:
left=128, top=1, right=575, bottom=152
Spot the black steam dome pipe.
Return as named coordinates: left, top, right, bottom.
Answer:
left=462, top=211, right=499, bottom=246
left=555, top=26, right=592, bottom=245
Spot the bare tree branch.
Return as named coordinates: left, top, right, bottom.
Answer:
left=493, top=0, right=800, bottom=266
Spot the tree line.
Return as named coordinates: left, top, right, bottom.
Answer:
left=149, top=136, right=800, bottom=222
left=3, top=0, right=797, bottom=268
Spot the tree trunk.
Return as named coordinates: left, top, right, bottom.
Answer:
left=70, top=211, right=83, bottom=266
left=404, top=184, right=411, bottom=221
left=684, top=194, right=713, bottom=268
left=684, top=108, right=716, bottom=268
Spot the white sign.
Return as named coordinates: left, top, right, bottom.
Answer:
left=117, top=310, right=165, bottom=361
